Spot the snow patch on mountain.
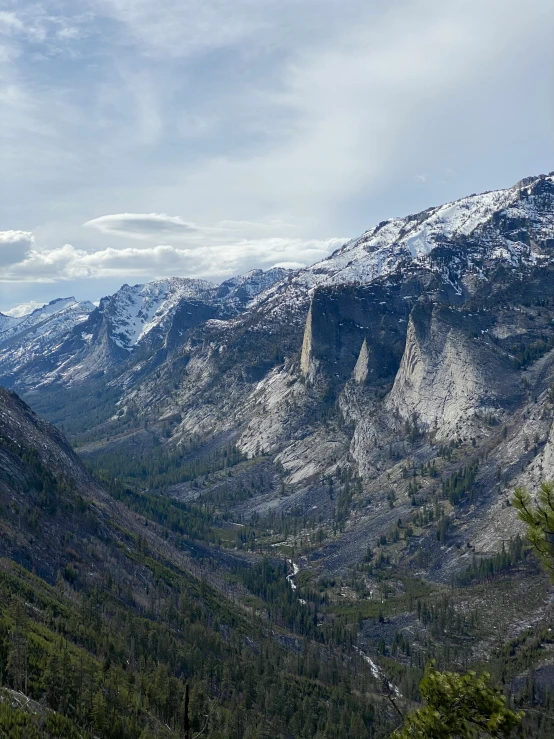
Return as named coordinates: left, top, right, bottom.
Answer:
left=0, top=299, right=95, bottom=379
left=245, top=172, right=554, bottom=323
left=103, top=270, right=293, bottom=350
left=0, top=313, right=21, bottom=335
left=312, top=175, right=552, bottom=284
left=103, top=278, right=215, bottom=349
left=0, top=298, right=90, bottom=345
left=217, top=267, right=291, bottom=300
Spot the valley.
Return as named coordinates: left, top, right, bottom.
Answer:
left=1, top=172, right=554, bottom=737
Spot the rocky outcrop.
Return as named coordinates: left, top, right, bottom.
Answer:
left=385, top=301, right=524, bottom=439
left=353, top=339, right=369, bottom=384
left=300, top=303, right=316, bottom=381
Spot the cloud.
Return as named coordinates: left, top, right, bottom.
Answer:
left=3, top=300, right=45, bottom=317
left=96, top=0, right=282, bottom=59
left=0, top=235, right=345, bottom=283
left=0, top=11, right=24, bottom=34
left=0, top=230, right=34, bottom=266
left=163, top=0, right=554, bottom=222
left=0, top=5, right=92, bottom=47
left=272, top=261, right=306, bottom=270
left=83, top=213, right=198, bottom=239
left=216, top=220, right=298, bottom=232
left=1, top=0, right=552, bottom=307
left=83, top=213, right=301, bottom=242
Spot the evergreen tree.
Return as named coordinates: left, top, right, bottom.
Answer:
left=6, top=599, right=28, bottom=694
left=391, top=664, right=522, bottom=738
left=512, top=481, right=554, bottom=576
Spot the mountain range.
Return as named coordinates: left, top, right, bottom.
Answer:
left=1, top=171, right=554, bottom=737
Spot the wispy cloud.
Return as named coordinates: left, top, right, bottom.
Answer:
left=96, top=0, right=271, bottom=58
left=0, top=11, right=24, bottom=33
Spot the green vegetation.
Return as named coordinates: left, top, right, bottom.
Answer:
left=0, top=557, right=385, bottom=739
left=88, top=442, right=246, bottom=491
left=513, top=481, right=554, bottom=577
left=24, top=381, right=122, bottom=438
left=441, top=462, right=479, bottom=505
left=97, top=469, right=219, bottom=544
left=0, top=430, right=86, bottom=518
left=0, top=695, right=82, bottom=739
left=3, top=390, right=554, bottom=738
left=391, top=664, right=523, bottom=738
left=455, top=536, right=531, bottom=586
left=512, top=335, right=554, bottom=369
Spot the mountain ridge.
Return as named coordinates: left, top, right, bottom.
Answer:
left=0, top=268, right=291, bottom=389
left=4, top=171, right=554, bottom=585
left=2, top=172, right=554, bottom=737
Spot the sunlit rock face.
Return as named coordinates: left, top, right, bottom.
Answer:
left=385, top=301, right=525, bottom=440
left=353, top=339, right=369, bottom=384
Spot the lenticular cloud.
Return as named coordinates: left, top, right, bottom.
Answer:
left=83, top=213, right=198, bottom=239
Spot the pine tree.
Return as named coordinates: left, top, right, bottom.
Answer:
left=6, top=599, right=28, bottom=695
left=512, top=481, right=554, bottom=576
left=391, top=663, right=523, bottom=738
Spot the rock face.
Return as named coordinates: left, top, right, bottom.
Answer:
left=385, top=301, right=525, bottom=439
left=353, top=339, right=369, bottom=384
left=300, top=303, right=315, bottom=380
left=3, top=171, right=554, bottom=582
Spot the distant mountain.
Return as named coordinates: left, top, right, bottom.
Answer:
left=0, top=312, right=20, bottom=333
left=0, top=297, right=95, bottom=384
left=0, top=268, right=290, bottom=388
left=0, top=297, right=94, bottom=343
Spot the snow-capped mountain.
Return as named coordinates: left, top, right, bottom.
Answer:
left=0, top=298, right=95, bottom=380
left=0, top=312, right=20, bottom=335
left=0, top=297, right=93, bottom=345
left=0, top=268, right=291, bottom=388
left=101, top=278, right=216, bottom=350
left=244, top=172, right=554, bottom=325
left=4, top=172, right=554, bottom=712
left=2, top=172, right=554, bottom=393
left=3, top=170, right=554, bottom=592
left=86, top=170, right=554, bottom=582
left=215, top=267, right=291, bottom=306
left=100, top=269, right=292, bottom=351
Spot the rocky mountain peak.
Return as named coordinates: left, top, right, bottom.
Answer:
left=242, top=172, right=554, bottom=333
left=316, top=171, right=554, bottom=283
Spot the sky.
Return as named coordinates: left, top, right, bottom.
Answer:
left=0, top=0, right=553, bottom=314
